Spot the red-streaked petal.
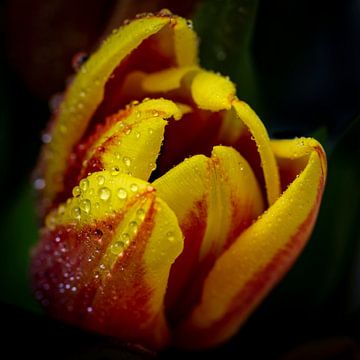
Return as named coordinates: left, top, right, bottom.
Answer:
left=36, top=11, right=198, bottom=217
left=174, top=138, right=326, bottom=349
left=153, top=145, right=264, bottom=324
left=57, top=99, right=183, bottom=206
left=31, top=170, right=183, bottom=350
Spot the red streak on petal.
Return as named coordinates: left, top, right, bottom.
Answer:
left=165, top=199, right=207, bottom=323
left=88, top=32, right=176, bottom=136
left=175, top=175, right=325, bottom=349
left=31, top=193, right=163, bottom=346
left=53, top=109, right=131, bottom=209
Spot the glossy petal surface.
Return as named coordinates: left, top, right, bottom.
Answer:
left=174, top=138, right=326, bottom=349
left=32, top=170, right=183, bottom=349
left=154, top=146, right=264, bottom=323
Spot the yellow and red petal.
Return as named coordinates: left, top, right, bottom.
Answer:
left=229, top=100, right=281, bottom=206
left=57, top=98, right=183, bottom=206
left=153, top=145, right=264, bottom=324
left=31, top=170, right=183, bottom=350
left=140, top=70, right=280, bottom=208
left=174, top=138, right=326, bottom=349
left=37, top=11, right=198, bottom=217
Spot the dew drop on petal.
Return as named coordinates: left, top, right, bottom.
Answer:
left=79, top=178, right=89, bottom=192
left=122, top=156, right=131, bottom=167
left=80, top=199, right=91, bottom=214
left=136, top=208, right=146, bottom=221
left=111, top=241, right=124, bottom=254
left=129, top=221, right=138, bottom=234
left=41, top=133, right=52, bottom=144
left=117, top=188, right=127, bottom=200
left=72, top=186, right=81, bottom=197
left=34, top=178, right=46, bottom=190
left=97, top=175, right=105, bottom=186
left=130, top=183, right=138, bottom=193
left=167, top=231, right=175, bottom=242
left=122, top=233, right=130, bottom=244
left=72, top=207, right=81, bottom=220
left=99, top=187, right=111, bottom=201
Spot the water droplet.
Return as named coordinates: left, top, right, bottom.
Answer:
left=80, top=199, right=91, bottom=214
left=99, top=264, right=106, bottom=270
left=135, top=110, right=141, bottom=118
left=79, top=89, right=86, bottom=98
left=97, top=175, right=105, bottom=186
left=148, top=128, right=154, bottom=135
left=72, top=52, right=89, bottom=71
left=216, top=48, right=226, bottom=61
left=135, top=131, right=141, bottom=139
left=152, top=110, right=159, bottom=117
left=125, top=128, right=132, bottom=135
left=158, top=9, right=172, bottom=16
left=87, top=306, right=93, bottom=313
left=112, top=28, right=119, bottom=34
left=130, top=183, right=138, bottom=193
left=34, top=178, right=46, bottom=190
left=79, top=178, right=89, bottom=192
left=72, top=186, right=81, bottom=197
left=54, top=235, right=61, bottom=243
left=123, top=156, right=131, bottom=167
left=72, top=207, right=81, bottom=220
left=129, top=221, right=138, bottom=234
left=186, top=19, right=193, bottom=29
left=71, top=286, right=77, bottom=292
left=111, top=241, right=124, bottom=254
left=41, top=133, right=52, bottom=144
left=99, top=187, right=111, bottom=201
left=136, top=208, right=146, bottom=221
left=167, top=231, right=175, bottom=242
left=117, top=188, right=127, bottom=200
left=77, top=102, right=84, bottom=110
left=149, top=163, right=156, bottom=171
left=122, top=233, right=130, bottom=244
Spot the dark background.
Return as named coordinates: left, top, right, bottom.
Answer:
left=0, top=0, right=359, bottom=358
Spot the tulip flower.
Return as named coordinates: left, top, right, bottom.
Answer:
left=31, top=10, right=327, bottom=350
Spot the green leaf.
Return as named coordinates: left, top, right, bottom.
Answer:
left=0, top=184, right=41, bottom=312
left=193, top=0, right=259, bottom=106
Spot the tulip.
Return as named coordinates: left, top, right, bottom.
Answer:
left=31, top=10, right=327, bottom=350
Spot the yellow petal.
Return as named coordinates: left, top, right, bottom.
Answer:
left=231, top=99, right=281, bottom=206
left=38, top=12, right=198, bottom=216
left=174, top=138, right=326, bottom=349
left=153, top=145, right=264, bottom=323
left=142, top=66, right=199, bottom=93
left=191, top=71, right=236, bottom=111
left=36, top=170, right=183, bottom=349
left=78, top=99, right=182, bottom=182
